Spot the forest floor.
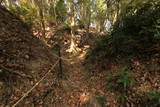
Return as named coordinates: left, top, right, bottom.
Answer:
left=38, top=25, right=160, bottom=107
left=1, top=6, right=159, bottom=106
left=55, top=45, right=160, bottom=107
left=59, top=53, right=102, bottom=107
left=30, top=25, right=107, bottom=106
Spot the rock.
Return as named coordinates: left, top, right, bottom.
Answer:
left=25, top=55, right=29, bottom=59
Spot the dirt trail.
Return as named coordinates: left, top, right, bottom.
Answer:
left=59, top=55, right=101, bottom=107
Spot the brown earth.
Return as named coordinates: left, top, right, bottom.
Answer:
left=0, top=6, right=61, bottom=106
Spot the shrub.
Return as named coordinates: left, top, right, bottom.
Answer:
left=118, top=93, right=127, bottom=103
left=105, top=65, right=135, bottom=92
left=96, top=96, right=106, bottom=105
left=86, top=0, right=160, bottom=61
left=147, top=92, right=160, bottom=106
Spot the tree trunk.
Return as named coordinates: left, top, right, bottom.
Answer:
left=86, top=7, right=91, bottom=37
left=86, top=6, right=91, bottom=44
left=69, top=16, right=77, bottom=53
left=39, top=8, right=45, bottom=37
left=53, top=0, right=57, bottom=25
left=67, top=1, right=77, bottom=53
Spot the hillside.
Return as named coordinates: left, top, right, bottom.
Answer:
left=0, top=6, right=60, bottom=106
left=85, top=1, right=160, bottom=106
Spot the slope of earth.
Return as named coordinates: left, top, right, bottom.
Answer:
left=0, top=6, right=62, bottom=106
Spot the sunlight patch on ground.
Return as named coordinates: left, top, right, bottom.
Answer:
left=78, top=45, right=90, bottom=60
left=79, top=92, right=90, bottom=105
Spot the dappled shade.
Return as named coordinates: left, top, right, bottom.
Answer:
left=0, top=0, right=160, bottom=106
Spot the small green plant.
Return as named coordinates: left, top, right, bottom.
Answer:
left=154, top=32, right=160, bottom=39
left=116, top=71, right=134, bottom=88
left=121, top=65, right=129, bottom=71
left=116, top=66, right=134, bottom=88
left=118, top=93, right=127, bottom=103
left=63, top=23, right=71, bottom=29
left=106, top=66, right=135, bottom=89
left=96, top=96, right=106, bottom=105
left=147, top=92, right=160, bottom=105
left=117, top=71, right=130, bottom=77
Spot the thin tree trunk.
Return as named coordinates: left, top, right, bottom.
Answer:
left=86, top=7, right=91, bottom=44
left=86, top=8, right=91, bottom=37
left=68, top=1, right=77, bottom=53
left=0, top=0, right=4, bottom=4
left=113, top=1, right=121, bottom=24
left=69, top=16, right=76, bottom=53
left=39, top=8, right=45, bottom=37
left=53, top=0, right=57, bottom=25
left=113, top=11, right=118, bottom=24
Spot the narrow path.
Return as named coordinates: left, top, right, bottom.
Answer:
left=60, top=56, right=101, bottom=107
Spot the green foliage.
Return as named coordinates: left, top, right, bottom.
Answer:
left=118, top=93, right=127, bottom=103
left=154, top=19, right=160, bottom=40
left=86, top=36, right=114, bottom=61
left=113, top=0, right=160, bottom=46
left=63, top=23, right=70, bottom=28
left=96, top=96, right=106, bottom=105
left=8, top=6, right=28, bottom=16
left=5, top=0, right=67, bottom=27
left=92, top=0, right=107, bottom=31
left=105, top=66, right=134, bottom=104
left=116, top=66, right=134, bottom=88
left=117, top=75, right=134, bottom=88
left=93, top=0, right=107, bottom=21
left=55, top=0, right=67, bottom=23
left=147, top=92, right=160, bottom=105
left=6, top=0, right=38, bottom=26
left=106, top=66, right=134, bottom=90
left=117, top=66, right=134, bottom=88
left=86, top=0, right=160, bottom=62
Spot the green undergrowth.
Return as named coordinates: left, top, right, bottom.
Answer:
left=146, top=92, right=160, bottom=106
left=106, top=66, right=134, bottom=89
left=105, top=66, right=160, bottom=106
left=105, top=65, right=135, bottom=104
left=86, top=0, right=160, bottom=64
left=85, top=2, right=160, bottom=106
left=96, top=96, right=106, bottom=106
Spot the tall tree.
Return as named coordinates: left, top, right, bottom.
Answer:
left=67, top=0, right=77, bottom=53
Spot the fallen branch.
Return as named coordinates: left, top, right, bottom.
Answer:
left=12, top=60, right=59, bottom=107
left=0, top=64, right=32, bottom=79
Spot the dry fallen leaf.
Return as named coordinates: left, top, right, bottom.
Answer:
left=79, top=92, right=90, bottom=105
